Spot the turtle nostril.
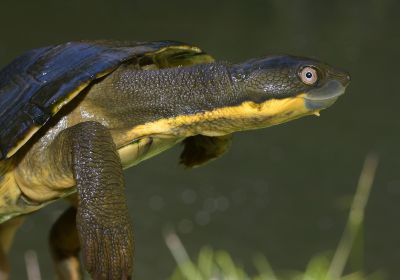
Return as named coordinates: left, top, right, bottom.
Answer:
left=344, top=73, right=351, bottom=86
left=339, top=72, right=351, bottom=86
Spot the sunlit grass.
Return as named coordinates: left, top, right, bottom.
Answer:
left=165, top=154, right=383, bottom=280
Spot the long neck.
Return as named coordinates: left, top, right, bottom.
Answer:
left=93, top=62, right=246, bottom=127
left=123, top=62, right=243, bottom=114
left=88, top=60, right=308, bottom=139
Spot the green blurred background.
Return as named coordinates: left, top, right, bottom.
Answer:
left=1, top=0, right=399, bottom=279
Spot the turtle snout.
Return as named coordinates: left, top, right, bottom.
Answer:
left=328, top=69, right=351, bottom=87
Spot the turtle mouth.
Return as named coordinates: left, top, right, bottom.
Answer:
left=304, top=80, right=347, bottom=110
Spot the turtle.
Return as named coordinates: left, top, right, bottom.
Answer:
left=0, top=40, right=350, bottom=279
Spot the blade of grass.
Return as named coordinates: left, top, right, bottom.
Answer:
left=197, top=247, right=215, bottom=278
left=253, top=254, right=278, bottom=280
left=164, top=228, right=203, bottom=280
left=25, top=250, right=41, bottom=280
left=328, top=154, right=379, bottom=279
left=214, top=250, right=248, bottom=280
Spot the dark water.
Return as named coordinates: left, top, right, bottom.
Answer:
left=1, top=0, right=399, bottom=279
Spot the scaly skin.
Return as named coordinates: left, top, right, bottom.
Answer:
left=0, top=49, right=350, bottom=280
left=45, top=121, right=133, bottom=279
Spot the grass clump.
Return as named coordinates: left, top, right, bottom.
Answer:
left=166, top=154, right=383, bottom=280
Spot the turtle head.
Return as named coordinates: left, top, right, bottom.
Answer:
left=231, top=55, right=350, bottom=111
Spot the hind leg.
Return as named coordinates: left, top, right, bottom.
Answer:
left=0, top=216, right=25, bottom=279
left=49, top=205, right=82, bottom=280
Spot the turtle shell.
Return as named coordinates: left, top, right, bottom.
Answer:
left=0, top=40, right=214, bottom=160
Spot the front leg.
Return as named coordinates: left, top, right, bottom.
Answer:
left=52, top=121, right=133, bottom=279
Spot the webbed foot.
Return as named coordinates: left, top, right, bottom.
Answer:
left=77, top=209, right=133, bottom=280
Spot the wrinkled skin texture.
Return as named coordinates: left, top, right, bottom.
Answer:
left=52, top=121, right=133, bottom=279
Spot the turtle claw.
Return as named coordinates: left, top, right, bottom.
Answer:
left=77, top=211, right=134, bottom=280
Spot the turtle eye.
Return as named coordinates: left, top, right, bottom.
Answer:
left=299, top=66, right=318, bottom=85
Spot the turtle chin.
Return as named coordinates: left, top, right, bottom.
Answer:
left=304, top=80, right=347, bottom=110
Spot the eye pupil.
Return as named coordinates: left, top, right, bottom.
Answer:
left=299, top=66, right=318, bottom=85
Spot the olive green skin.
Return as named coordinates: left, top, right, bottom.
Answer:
left=0, top=41, right=350, bottom=279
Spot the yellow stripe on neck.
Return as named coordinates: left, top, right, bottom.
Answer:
left=117, top=93, right=316, bottom=146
